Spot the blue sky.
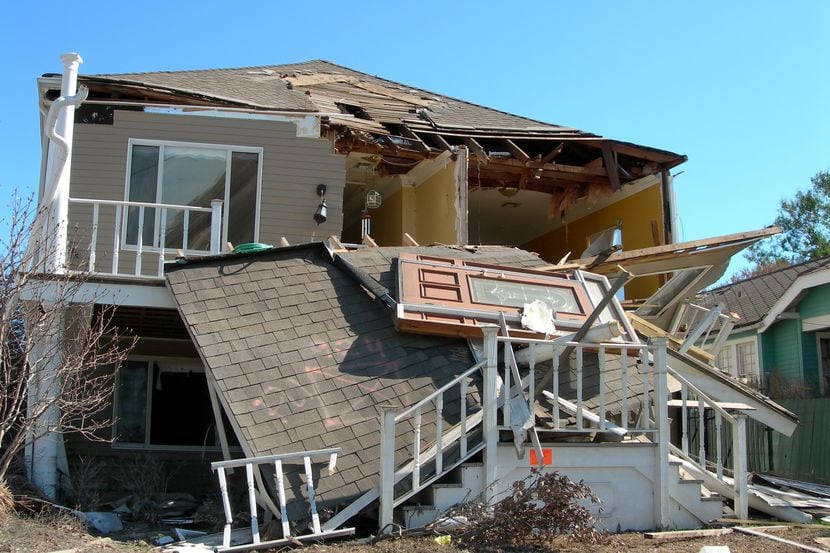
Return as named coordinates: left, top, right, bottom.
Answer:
left=1, top=1, right=828, bottom=277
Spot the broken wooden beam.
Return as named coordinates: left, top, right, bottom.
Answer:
left=503, top=139, right=530, bottom=162
left=601, top=142, right=622, bottom=191
left=540, top=142, right=565, bottom=163
left=644, top=528, right=733, bottom=541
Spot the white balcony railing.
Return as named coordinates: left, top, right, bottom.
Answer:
left=68, top=197, right=223, bottom=278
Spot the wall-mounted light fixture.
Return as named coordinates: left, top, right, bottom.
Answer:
left=313, top=184, right=327, bottom=225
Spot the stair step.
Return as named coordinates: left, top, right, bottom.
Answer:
left=677, top=478, right=705, bottom=486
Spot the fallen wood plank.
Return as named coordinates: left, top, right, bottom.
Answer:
left=644, top=528, right=732, bottom=541
left=733, top=526, right=827, bottom=553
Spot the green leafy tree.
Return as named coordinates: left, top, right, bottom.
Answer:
left=746, top=170, right=830, bottom=268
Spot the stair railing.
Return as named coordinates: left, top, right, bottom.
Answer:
left=667, top=367, right=749, bottom=519
left=378, top=358, right=490, bottom=531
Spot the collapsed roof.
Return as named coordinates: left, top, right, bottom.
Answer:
left=62, top=59, right=686, bottom=202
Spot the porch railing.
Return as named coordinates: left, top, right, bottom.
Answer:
left=68, top=197, right=223, bottom=278
left=668, top=369, right=749, bottom=519
left=210, top=448, right=354, bottom=553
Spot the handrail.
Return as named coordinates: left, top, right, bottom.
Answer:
left=210, top=448, right=339, bottom=470
left=667, top=367, right=737, bottom=424
left=70, top=197, right=214, bottom=212
left=396, top=361, right=484, bottom=421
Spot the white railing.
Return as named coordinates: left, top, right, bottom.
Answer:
left=379, top=361, right=488, bottom=531
left=211, top=449, right=354, bottom=553
left=669, top=302, right=737, bottom=360
left=68, top=197, right=223, bottom=278
left=668, top=369, right=749, bottom=519
left=378, top=327, right=678, bottom=530
left=504, top=336, right=667, bottom=436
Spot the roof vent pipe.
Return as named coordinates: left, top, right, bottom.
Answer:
left=42, top=52, right=87, bottom=273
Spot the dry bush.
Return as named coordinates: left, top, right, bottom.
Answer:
left=449, top=469, right=608, bottom=548
left=0, top=480, right=12, bottom=517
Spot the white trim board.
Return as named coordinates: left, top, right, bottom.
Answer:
left=759, top=267, right=830, bottom=333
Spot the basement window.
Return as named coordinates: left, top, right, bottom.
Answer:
left=114, top=358, right=236, bottom=449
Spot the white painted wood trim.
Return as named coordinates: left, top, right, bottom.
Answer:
left=759, top=267, right=830, bottom=332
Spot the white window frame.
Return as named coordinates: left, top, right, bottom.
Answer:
left=718, top=335, right=760, bottom=380
left=123, top=139, right=264, bottom=255
left=112, top=356, right=233, bottom=452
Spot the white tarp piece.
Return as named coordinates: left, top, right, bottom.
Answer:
left=521, top=300, right=556, bottom=334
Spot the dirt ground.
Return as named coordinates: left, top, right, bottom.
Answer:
left=1, top=514, right=829, bottom=553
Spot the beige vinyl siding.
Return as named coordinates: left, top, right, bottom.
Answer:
left=68, top=110, right=344, bottom=277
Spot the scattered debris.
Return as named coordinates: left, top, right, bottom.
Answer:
left=78, top=511, right=123, bottom=534
left=644, top=528, right=732, bottom=541
left=733, top=526, right=829, bottom=553
left=698, top=546, right=730, bottom=553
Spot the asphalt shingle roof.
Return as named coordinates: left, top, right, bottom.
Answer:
left=702, top=257, right=830, bottom=329
left=167, top=244, right=544, bottom=513
left=89, top=60, right=591, bottom=134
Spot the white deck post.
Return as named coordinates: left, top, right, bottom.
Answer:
left=732, top=413, right=749, bottom=520
left=651, top=337, right=670, bottom=528
left=210, top=199, right=223, bottom=254
left=378, top=406, right=397, bottom=533
left=481, top=325, right=499, bottom=504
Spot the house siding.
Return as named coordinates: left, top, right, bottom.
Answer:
left=763, top=319, right=803, bottom=383
left=68, top=110, right=345, bottom=276
left=799, top=284, right=830, bottom=320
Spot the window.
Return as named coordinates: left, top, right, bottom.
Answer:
left=470, top=277, right=581, bottom=313
left=114, top=358, right=235, bottom=449
left=125, top=140, right=261, bottom=252
left=736, top=341, right=758, bottom=377
left=715, top=338, right=759, bottom=379
left=716, top=346, right=734, bottom=374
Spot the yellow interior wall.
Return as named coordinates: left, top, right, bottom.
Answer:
left=361, top=161, right=457, bottom=246
left=415, top=164, right=457, bottom=245
left=369, top=188, right=405, bottom=246
left=521, top=183, right=665, bottom=299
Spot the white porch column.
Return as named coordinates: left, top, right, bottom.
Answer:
left=651, top=337, right=671, bottom=528
left=732, top=413, right=749, bottom=520
left=24, top=301, right=64, bottom=499
left=481, top=325, right=499, bottom=504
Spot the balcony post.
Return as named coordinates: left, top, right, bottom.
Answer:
left=378, top=406, right=397, bottom=533
left=210, top=199, right=224, bottom=254
left=481, top=324, right=499, bottom=504
left=732, top=412, right=749, bottom=520
left=650, top=337, right=670, bottom=528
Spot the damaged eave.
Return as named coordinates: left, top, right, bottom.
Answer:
left=570, top=227, right=782, bottom=276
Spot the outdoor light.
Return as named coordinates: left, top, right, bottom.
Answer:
left=365, top=190, right=382, bottom=210
left=314, top=184, right=327, bottom=225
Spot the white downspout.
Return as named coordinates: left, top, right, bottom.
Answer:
left=25, top=52, right=86, bottom=501
left=42, top=52, right=87, bottom=274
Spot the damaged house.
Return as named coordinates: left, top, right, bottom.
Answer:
left=21, top=53, right=806, bottom=546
